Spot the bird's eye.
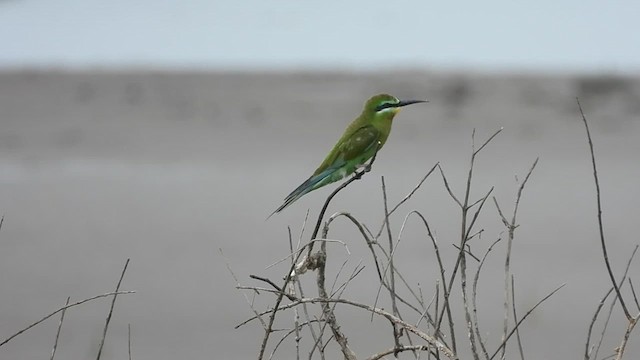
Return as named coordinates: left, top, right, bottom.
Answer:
left=375, top=102, right=396, bottom=112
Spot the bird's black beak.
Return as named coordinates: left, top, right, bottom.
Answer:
left=396, top=99, right=428, bottom=108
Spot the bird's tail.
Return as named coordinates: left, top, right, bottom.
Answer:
left=268, top=169, right=334, bottom=218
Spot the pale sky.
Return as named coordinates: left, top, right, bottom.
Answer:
left=1, top=0, right=639, bottom=72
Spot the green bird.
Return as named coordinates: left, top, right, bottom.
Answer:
left=271, top=94, right=426, bottom=216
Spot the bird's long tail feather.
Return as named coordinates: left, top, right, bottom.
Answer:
left=268, top=169, right=335, bottom=218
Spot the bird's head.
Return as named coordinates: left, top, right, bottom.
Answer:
left=364, top=94, right=427, bottom=119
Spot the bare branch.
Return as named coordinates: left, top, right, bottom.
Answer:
left=237, top=296, right=456, bottom=358
left=492, top=197, right=509, bottom=227
left=221, top=249, right=268, bottom=329
left=409, top=211, right=454, bottom=346
left=416, top=284, right=438, bottom=329
left=268, top=320, right=324, bottom=360
left=322, top=212, right=444, bottom=332
left=465, top=187, right=494, bottom=237
left=128, top=323, right=132, bottom=360
left=474, top=127, right=503, bottom=156
left=257, top=241, right=309, bottom=360
left=577, top=98, right=631, bottom=320
left=585, top=287, right=614, bottom=360
left=297, top=210, right=310, bottom=251
left=436, top=128, right=503, bottom=357
left=461, top=251, right=480, bottom=360
left=511, top=276, right=525, bottom=360
left=315, top=239, right=357, bottom=359
left=381, top=176, right=402, bottom=353
left=295, top=279, right=324, bottom=360
left=387, top=162, right=439, bottom=215
left=288, top=225, right=308, bottom=359
left=265, top=238, right=350, bottom=273
left=50, top=296, right=70, bottom=360
left=96, top=258, right=130, bottom=360
left=591, top=245, right=639, bottom=360
left=0, top=291, right=135, bottom=348
left=629, top=278, right=640, bottom=312
left=591, top=244, right=639, bottom=360
left=237, top=286, right=288, bottom=295
left=489, top=284, right=565, bottom=360
left=511, top=158, right=539, bottom=226
left=472, top=238, right=502, bottom=360
left=437, top=164, right=462, bottom=207
left=330, top=262, right=365, bottom=298
left=375, top=162, right=439, bottom=238
left=498, top=158, right=538, bottom=359
left=451, top=244, right=481, bottom=263
left=327, top=212, right=382, bottom=280
left=366, top=344, right=434, bottom=360
left=614, top=317, right=638, bottom=360
left=249, top=275, right=296, bottom=301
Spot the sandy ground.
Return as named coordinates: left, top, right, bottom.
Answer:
left=0, top=69, right=639, bottom=359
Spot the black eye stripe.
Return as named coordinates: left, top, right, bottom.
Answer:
left=375, top=102, right=397, bottom=112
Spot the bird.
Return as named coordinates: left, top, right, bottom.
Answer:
left=271, top=93, right=427, bottom=216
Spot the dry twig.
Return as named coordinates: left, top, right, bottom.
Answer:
left=489, top=284, right=565, bottom=360
left=49, top=296, right=70, bottom=360
left=493, top=158, right=538, bottom=359
left=128, top=323, right=132, bottom=360
left=472, top=238, right=502, bottom=360
left=96, top=258, right=130, bottom=360
left=577, top=99, right=631, bottom=320
left=0, top=291, right=135, bottom=348
left=578, top=98, right=639, bottom=360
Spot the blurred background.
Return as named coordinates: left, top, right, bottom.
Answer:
left=0, top=1, right=639, bottom=359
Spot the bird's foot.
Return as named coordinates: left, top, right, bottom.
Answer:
left=353, top=167, right=368, bottom=180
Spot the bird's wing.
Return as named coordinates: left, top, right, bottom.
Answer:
left=270, top=125, right=381, bottom=216
left=313, top=125, right=381, bottom=176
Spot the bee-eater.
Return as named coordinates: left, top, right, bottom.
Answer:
left=271, top=94, right=426, bottom=215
